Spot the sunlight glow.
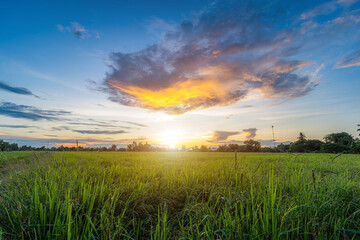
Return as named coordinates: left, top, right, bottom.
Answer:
left=159, top=130, right=183, bottom=148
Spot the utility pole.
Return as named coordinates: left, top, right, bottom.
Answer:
left=76, top=140, right=79, bottom=151
left=272, top=125, right=275, bottom=148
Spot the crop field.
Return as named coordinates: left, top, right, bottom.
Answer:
left=0, top=152, right=360, bottom=239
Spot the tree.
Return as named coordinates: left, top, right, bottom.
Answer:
left=244, top=140, right=261, bottom=152
left=290, top=132, right=324, bottom=152
left=324, top=132, right=354, bottom=146
left=0, top=140, right=10, bottom=151
left=110, top=144, right=117, bottom=151
left=200, top=145, right=208, bottom=152
left=276, top=143, right=290, bottom=152
left=298, top=132, right=306, bottom=142
left=321, top=143, right=350, bottom=153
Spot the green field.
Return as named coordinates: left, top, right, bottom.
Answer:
left=0, top=152, right=360, bottom=239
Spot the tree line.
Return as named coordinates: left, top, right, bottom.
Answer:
left=1, top=131, right=360, bottom=154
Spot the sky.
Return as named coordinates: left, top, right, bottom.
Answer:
left=0, top=0, right=360, bottom=148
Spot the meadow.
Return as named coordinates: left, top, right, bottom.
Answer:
left=0, top=152, right=360, bottom=239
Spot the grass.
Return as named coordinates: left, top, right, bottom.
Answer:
left=0, top=152, right=360, bottom=239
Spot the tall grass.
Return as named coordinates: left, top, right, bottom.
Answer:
left=0, top=152, right=360, bottom=239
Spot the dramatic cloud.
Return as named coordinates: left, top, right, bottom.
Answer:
left=72, top=130, right=128, bottom=135
left=0, top=102, right=71, bottom=121
left=243, top=128, right=257, bottom=139
left=0, top=81, right=38, bottom=97
left=100, top=0, right=360, bottom=114
left=57, top=22, right=100, bottom=39
left=212, top=131, right=240, bottom=141
left=336, top=49, right=360, bottom=68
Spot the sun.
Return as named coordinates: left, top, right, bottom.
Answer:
left=160, top=130, right=183, bottom=148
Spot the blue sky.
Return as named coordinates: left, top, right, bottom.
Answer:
left=0, top=0, right=359, bottom=148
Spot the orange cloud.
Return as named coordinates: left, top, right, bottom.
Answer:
left=108, top=66, right=245, bottom=114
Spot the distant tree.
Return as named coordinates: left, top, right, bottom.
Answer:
left=321, top=143, right=351, bottom=153
left=276, top=143, right=290, bottom=152
left=298, top=132, right=306, bottom=142
left=228, top=144, right=239, bottom=152
left=244, top=140, right=261, bottom=152
left=0, top=140, right=10, bottom=151
left=127, top=141, right=137, bottom=151
left=290, top=132, right=324, bottom=153
left=191, top=146, right=200, bottom=152
left=181, top=145, right=186, bottom=152
left=110, top=144, right=117, bottom=151
left=200, top=145, right=208, bottom=152
left=261, top=147, right=277, bottom=152
left=324, top=132, right=354, bottom=146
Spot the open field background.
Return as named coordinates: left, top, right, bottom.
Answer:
left=1, top=152, right=360, bottom=239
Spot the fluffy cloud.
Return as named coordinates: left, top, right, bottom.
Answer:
left=101, top=0, right=360, bottom=114
left=100, top=1, right=325, bottom=114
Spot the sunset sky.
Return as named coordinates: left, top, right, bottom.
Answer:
left=1, top=0, right=360, bottom=148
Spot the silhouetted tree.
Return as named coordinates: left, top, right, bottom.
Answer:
left=324, top=132, right=354, bottom=146
left=244, top=140, right=261, bottom=152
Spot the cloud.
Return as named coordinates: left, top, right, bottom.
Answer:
left=0, top=125, right=37, bottom=129
left=243, top=128, right=257, bottom=139
left=0, top=81, right=38, bottom=97
left=336, top=49, right=360, bottom=68
left=121, top=121, right=148, bottom=127
left=210, top=128, right=258, bottom=142
left=72, top=130, right=128, bottom=135
left=0, top=102, right=71, bottom=121
left=212, top=131, right=240, bottom=141
left=68, top=122, right=135, bottom=129
left=100, top=1, right=344, bottom=114
left=57, top=22, right=100, bottom=39
left=52, top=126, right=70, bottom=131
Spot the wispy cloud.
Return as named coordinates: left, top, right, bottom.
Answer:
left=0, top=124, right=37, bottom=129
left=0, top=102, right=71, bottom=121
left=336, top=49, right=360, bottom=68
left=72, top=130, right=128, bottom=135
left=57, top=22, right=100, bottom=39
left=0, top=81, right=38, bottom=97
left=121, top=121, right=148, bottom=127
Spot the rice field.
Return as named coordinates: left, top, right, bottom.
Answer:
left=0, top=152, right=360, bottom=239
